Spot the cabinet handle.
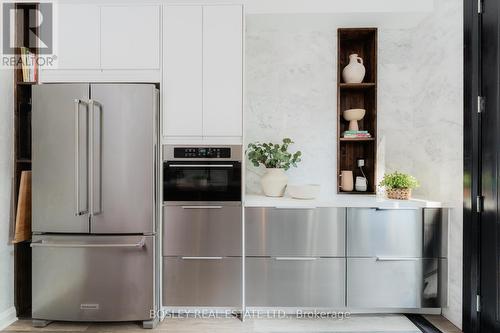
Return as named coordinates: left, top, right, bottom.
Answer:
left=181, top=206, right=223, bottom=209
left=371, top=207, right=419, bottom=211
left=274, top=257, right=318, bottom=261
left=181, top=257, right=223, bottom=260
left=274, top=206, right=316, bottom=210
left=375, top=257, right=419, bottom=262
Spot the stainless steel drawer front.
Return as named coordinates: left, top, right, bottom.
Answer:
left=347, top=208, right=423, bottom=257
left=163, top=257, right=241, bottom=307
left=245, top=207, right=345, bottom=257
left=347, top=258, right=447, bottom=308
left=163, top=205, right=242, bottom=256
left=424, top=208, right=448, bottom=258
left=32, top=235, right=154, bottom=322
left=246, top=257, right=345, bottom=307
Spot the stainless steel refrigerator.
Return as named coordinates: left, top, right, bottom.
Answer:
left=31, top=84, right=159, bottom=328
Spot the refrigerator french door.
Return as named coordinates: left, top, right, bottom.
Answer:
left=31, top=84, right=158, bottom=326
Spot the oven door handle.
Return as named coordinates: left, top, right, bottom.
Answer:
left=168, top=164, right=234, bottom=168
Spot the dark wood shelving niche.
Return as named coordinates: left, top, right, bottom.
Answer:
left=13, top=2, right=38, bottom=318
left=337, top=28, right=377, bottom=194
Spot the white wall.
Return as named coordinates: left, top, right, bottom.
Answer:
left=0, top=69, right=16, bottom=329
left=245, top=0, right=462, bottom=328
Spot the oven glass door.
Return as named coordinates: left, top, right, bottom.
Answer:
left=164, top=161, right=241, bottom=201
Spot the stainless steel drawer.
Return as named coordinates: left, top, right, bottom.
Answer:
left=347, top=258, right=447, bottom=308
left=347, top=208, right=423, bottom=257
left=163, top=204, right=242, bottom=256
left=245, top=207, right=345, bottom=257
left=32, top=235, right=154, bottom=322
left=246, top=257, right=345, bottom=307
left=163, top=257, right=241, bottom=307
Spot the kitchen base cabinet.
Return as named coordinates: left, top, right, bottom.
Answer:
left=163, top=205, right=242, bottom=257
left=347, top=208, right=423, bottom=257
left=245, top=207, right=345, bottom=257
left=347, top=258, right=447, bottom=308
left=163, top=257, right=241, bottom=307
left=246, top=258, right=345, bottom=308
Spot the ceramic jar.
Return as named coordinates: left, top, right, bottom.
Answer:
left=261, top=168, right=288, bottom=197
left=342, top=54, right=366, bottom=83
left=339, top=170, right=354, bottom=192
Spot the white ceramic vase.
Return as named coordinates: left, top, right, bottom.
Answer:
left=342, top=54, right=366, bottom=83
left=261, top=168, right=288, bottom=197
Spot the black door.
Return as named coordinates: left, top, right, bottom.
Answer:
left=479, top=0, right=500, bottom=331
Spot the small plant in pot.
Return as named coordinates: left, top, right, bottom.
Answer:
left=379, top=171, right=419, bottom=200
left=247, top=138, right=302, bottom=197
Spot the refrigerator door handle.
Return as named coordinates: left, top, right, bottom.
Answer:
left=74, top=99, right=88, bottom=216
left=31, top=237, right=146, bottom=249
left=89, top=99, right=102, bottom=216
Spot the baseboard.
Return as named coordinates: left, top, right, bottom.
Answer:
left=0, top=307, right=18, bottom=331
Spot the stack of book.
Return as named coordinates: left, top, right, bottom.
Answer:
left=20, top=47, right=37, bottom=82
left=343, top=130, right=371, bottom=139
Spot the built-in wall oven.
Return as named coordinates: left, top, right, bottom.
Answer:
left=162, top=145, right=242, bottom=307
left=163, top=145, right=242, bottom=202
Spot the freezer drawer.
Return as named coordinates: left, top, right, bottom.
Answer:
left=32, top=235, right=155, bottom=322
left=347, top=258, right=447, bottom=308
left=246, top=257, right=345, bottom=308
left=163, top=257, right=241, bottom=307
left=163, top=205, right=241, bottom=256
left=245, top=207, right=345, bottom=257
left=347, top=208, right=423, bottom=257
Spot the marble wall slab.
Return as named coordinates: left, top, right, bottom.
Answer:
left=245, top=0, right=462, bottom=328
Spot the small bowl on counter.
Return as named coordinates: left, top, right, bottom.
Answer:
left=287, top=184, right=321, bottom=200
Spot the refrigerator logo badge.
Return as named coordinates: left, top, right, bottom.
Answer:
left=80, top=304, right=100, bottom=310
left=1, top=3, right=56, bottom=69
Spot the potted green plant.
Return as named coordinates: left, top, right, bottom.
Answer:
left=247, top=138, right=302, bottom=197
left=379, top=171, right=419, bottom=200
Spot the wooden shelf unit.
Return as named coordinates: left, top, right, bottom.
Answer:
left=13, top=2, right=38, bottom=318
left=337, top=28, right=377, bottom=194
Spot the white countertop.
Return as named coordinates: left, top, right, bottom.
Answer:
left=244, top=194, right=446, bottom=209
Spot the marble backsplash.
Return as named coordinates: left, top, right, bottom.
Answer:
left=245, top=0, right=462, bottom=328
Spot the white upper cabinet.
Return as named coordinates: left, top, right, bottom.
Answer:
left=162, top=4, right=244, bottom=140
left=163, top=5, right=203, bottom=137
left=202, top=5, right=243, bottom=137
left=101, top=5, right=160, bottom=70
left=40, top=3, right=161, bottom=82
left=52, top=4, right=100, bottom=69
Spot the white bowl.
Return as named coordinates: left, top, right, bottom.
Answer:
left=287, top=184, right=321, bottom=200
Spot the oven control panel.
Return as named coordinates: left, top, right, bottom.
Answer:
left=174, top=147, right=231, bottom=158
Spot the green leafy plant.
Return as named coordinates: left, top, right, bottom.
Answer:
left=379, top=171, right=419, bottom=190
left=247, top=138, right=302, bottom=171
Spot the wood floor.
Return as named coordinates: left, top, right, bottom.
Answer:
left=3, top=315, right=461, bottom=333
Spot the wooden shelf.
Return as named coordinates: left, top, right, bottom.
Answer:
left=337, top=28, right=377, bottom=194
left=13, top=2, right=37, bottom=318
left=339, top=191, right=376, bottom=195
left=339, top=83, right=375, bottom=89
left=340, top=137, right=375, bottom=142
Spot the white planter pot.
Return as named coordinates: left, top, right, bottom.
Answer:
left=261, top=168, right=288, bottom=197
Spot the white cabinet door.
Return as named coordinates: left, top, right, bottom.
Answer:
left=52, top=4, right=100, bottom=69
left=100, top=5, right=160, bottom=69
left=163, top=5, right=203, bottom=137
left=202, top=5, right=243, bottom=137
